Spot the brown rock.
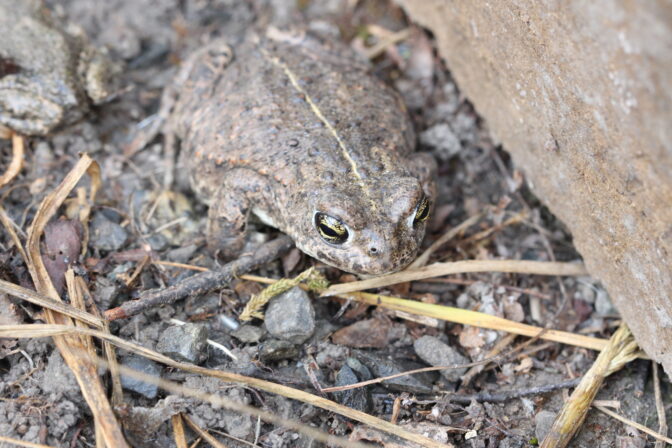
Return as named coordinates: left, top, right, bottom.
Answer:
left=398, top=1, right=672, bottom=374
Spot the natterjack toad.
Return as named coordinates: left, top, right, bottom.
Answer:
left=0, top=0, right=117, bottom=136
left=170, top=28, right=436, bottom=275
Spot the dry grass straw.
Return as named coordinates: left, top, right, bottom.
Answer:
left=4, top=153, right=128, bottom=447
left=181, top=414, right=227, bottom=448
left=0, top=436, right=56, bottom=448
left=322, top=259, right=588, bottom=297
left=540, top=324, right=645, bottom=447
left=171, top=414, right=189, bottom=448
left=0, top=323, right=450, bottom=448
left=341, top=290, right=608, bottom=351
left=0, top=133, right=24, bottom=188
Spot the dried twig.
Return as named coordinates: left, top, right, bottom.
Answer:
left=322, top=259, right=588, bottom=297
left=594, top=405, right=672, bottom=445
left=104, top=235, right=294, bottom=320
left=364, top=27, right=411, bottom=59
left=446, top=378, right=582, bottom=404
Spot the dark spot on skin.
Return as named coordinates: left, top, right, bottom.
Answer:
left=351, top=262, right=362, bottom=273
left=288, top=138, right=299, bottom=147
left=308, top=148, right=320, bottom=157
left=0, top=57, right=21, bottom=78
left=323, top=171, right=334, bottom=181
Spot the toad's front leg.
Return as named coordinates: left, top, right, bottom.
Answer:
left=206, top=169, right=274, bottom=258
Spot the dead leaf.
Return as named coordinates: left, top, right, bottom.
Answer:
left=458, top=326, right=486, bottom=349
left=41, top=219, right=83, bottom=294
left=514, top=356, right=533, bottom=373
left=332, top=317, right=392, bottom=348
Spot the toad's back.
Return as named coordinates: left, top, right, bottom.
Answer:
left=172, top=28, right=436, bottom=275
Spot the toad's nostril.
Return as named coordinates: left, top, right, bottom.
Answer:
left=369, top=246, right=378, bottom=255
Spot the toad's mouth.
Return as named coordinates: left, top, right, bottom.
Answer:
left=298, top=243, right=415, bottom=277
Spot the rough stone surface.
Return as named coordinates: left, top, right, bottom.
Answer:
left=120, top=355, right=162, bottom=399
left=265, top=287, right=315, bottom=344
left=398, top=0, right=672, bottom=375
left=156, top=323, right=208, bottom=364
left=413, top=335, right=469, bottom=382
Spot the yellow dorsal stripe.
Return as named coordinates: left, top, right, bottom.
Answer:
left=260, top=47, right=376, bottom=205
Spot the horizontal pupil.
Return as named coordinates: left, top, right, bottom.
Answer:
left=321, top=225, right=341, bottom=237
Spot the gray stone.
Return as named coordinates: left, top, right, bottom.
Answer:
left=120, top=355, right=162, bottom=399
left=147, top=234, right=168, bottom=251
left=265, top=287, right=315, bottom=344
left=89, top=212, right=128, bottom=252
left=231, top=325, right=264, bottom=344
left=535, top=410, right=557, bottom=442
left=355, top=351, right=435, bottom=394
left=413, top=335, right=469, bottom=382
left=156, top=323, right=208, bottom=364
left=333, top=361, right=371, bottom=412
left=258, top=339, right=299, bottom=363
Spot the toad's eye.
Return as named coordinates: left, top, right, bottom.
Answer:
left=413, top=196, right=430, bottom=226
left=315, top=212, right=349, bottom=245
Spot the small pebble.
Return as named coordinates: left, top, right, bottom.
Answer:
left=231, top=325, right=264, bottom=344
left=265, top=287, right=315, bottom=344
left=120, top=355, right=162, bottom=399
left=89, top=212, right=128, bottom=252
left=333, top=363, right=371, bottom=412
left=258, top=339, right=299, bottom=363
left=156, top=323, right=208, bottom=364
left=355, top=351, right=435, bottom=394
left=413, top=335, right=469, bottom=382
